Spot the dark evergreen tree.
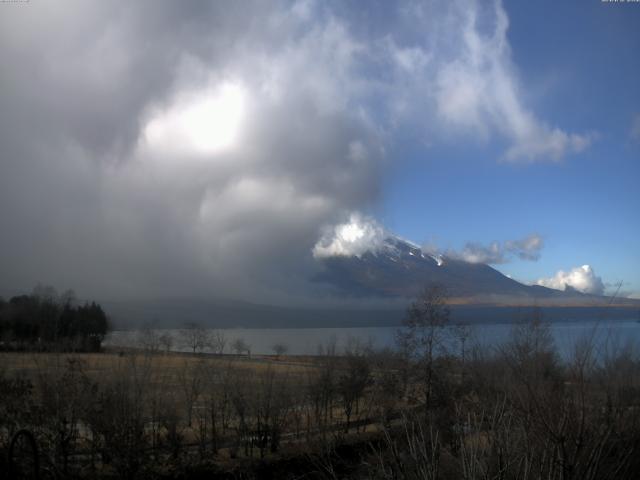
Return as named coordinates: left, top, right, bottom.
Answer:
left=0, top=287, right=110, bottom=351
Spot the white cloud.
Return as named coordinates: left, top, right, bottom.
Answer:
left=444, top=234, right=544, bottom=264
left=313, top=222, right=545, bottom=267
left=433, top=1, right=593, bottom=162
left=504, top=234, right=544, bottom=261
left=458, top=241, right=503, bottom=264
left=536, top=265, right=605, bottom=295
left=142, top=82, right=246, bottom=158
left=313, top=213, right=387, bottom=258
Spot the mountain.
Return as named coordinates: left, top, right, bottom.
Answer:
left=102, top=236, right=638, bottom=329
left=313, top=235, right=635, bottom=306
left=100, top=234, right=639, bottom=328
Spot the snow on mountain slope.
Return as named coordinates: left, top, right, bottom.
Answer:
left=314, top=234, right=573, bottom=301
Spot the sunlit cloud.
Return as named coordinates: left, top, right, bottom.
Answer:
left=142, top=82, right=246, bottom=158
left=313, top=213, right=387, bottom=258
left=536, top=265, right=605, bottom=295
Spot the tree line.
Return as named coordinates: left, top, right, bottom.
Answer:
left=2, top=285, right=640, bottom=479
left=0, top=285, right=110, bottom=352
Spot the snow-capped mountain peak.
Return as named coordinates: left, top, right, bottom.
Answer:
left=312, top=232, right=585, bottom=301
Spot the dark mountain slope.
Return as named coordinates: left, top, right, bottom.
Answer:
left=315, top=236, right=586, bottom=301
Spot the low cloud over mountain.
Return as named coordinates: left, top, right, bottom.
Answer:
left=440, top=234, right=544, bottom=265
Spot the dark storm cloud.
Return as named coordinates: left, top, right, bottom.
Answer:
left=0, top=0, right=383, bottom=301
left=0, top=1, right=582, bottom=302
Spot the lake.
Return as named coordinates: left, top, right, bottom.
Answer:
left=105, top=319, right=640, bottom=360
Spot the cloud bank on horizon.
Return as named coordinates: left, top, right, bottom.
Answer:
left=0, top=0, right=626, bottom=302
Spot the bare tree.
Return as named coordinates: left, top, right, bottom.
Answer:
left=251, top=367, right=293, bottom=457
left=210, top=330, right=227, bottom=355
left=232, top=338, right=250, bottom=357
left=491, top=312, right=640, bottom=480
left=396, top=284, right=450, bottom=409
left=158, top=332, right=173, bottom=354
left=271, top=342, right=288, bottom=359
left=177, top=359, right=204, bottom=427
left=452, top=322, right=473, bottom=365
left=30, top=356, right=95, bottom=475
left=338, top=352, right=371, bottom=432
left=136, top=321, right=161, bottom=353
left=371, top=415, right=441, bottom=480
left=368, top=348, right=403, bottom=426
left=199, top=359, right=235, bottom=455
left=85, top=355, right=153, bottom=480
left=307, top=340, right=338, bottom=435
left=180, top=322, right=210, bottom=354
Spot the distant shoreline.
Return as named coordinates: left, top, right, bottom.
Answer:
left=108, top=304, right=639, bottom=330
left=104, top=318, right=640, bottom=358
left=109, top=317, right=640, bottom=332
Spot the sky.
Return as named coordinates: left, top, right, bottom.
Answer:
left=0, top=0, right=638, bottom=303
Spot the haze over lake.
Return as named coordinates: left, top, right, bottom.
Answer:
left=106, top=319, right=640, bottom=360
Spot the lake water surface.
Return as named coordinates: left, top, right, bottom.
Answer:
left=105, top=319, right=640, bottom=360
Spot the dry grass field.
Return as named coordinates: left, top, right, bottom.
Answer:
left=0, top=349, right=316, bottom=380
left=1, top=347, right=395, bottom=478
left=4, top=319, right=640, bottom=479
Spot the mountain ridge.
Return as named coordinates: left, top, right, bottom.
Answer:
left=313, top=235, right=635, bottom=306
